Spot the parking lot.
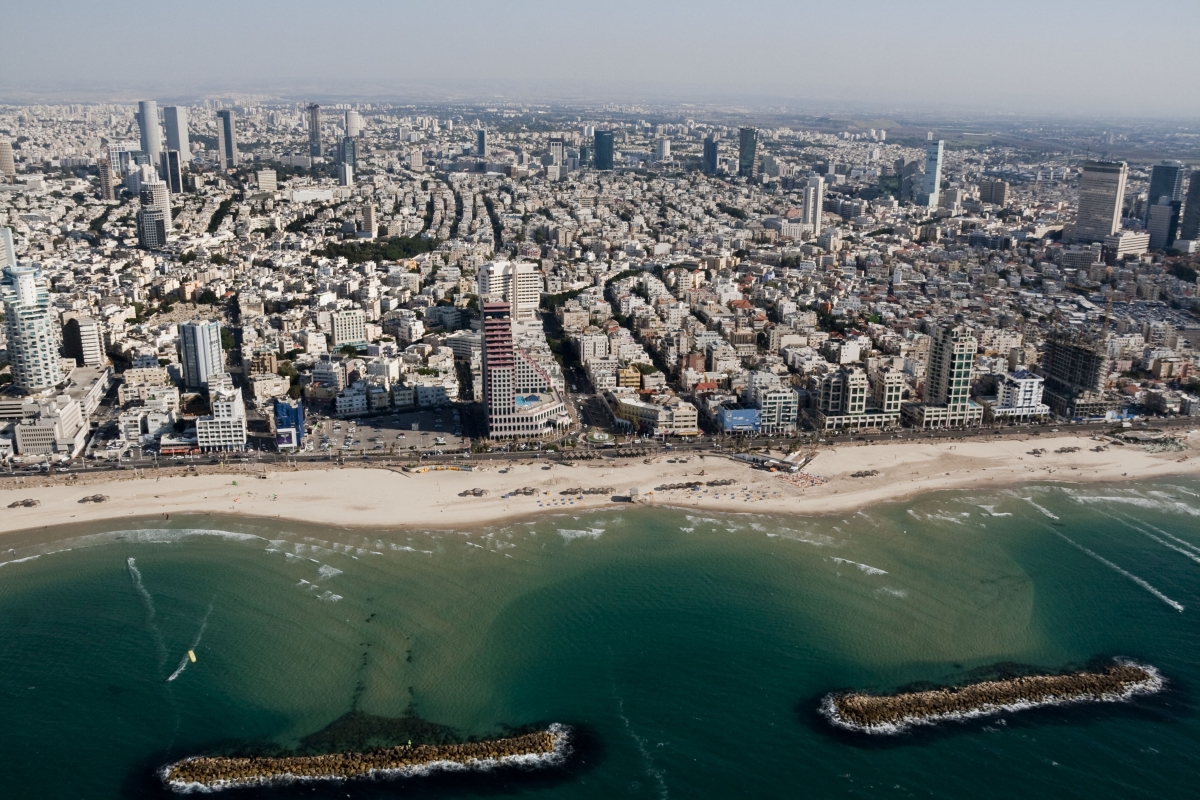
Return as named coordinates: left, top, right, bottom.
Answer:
left=311, top=407, right=467, bottom=456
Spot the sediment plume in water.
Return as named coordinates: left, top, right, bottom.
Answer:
left=161, top=725, right=568, bottom=791
left=822, top=661, right=1162, bottom=734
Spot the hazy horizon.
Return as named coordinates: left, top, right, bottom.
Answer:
left=4, top=0, right=1198, bottom=120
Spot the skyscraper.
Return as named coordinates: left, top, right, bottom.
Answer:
left=137, top=100, right=162, bottom=166
left=2, top=255, right=62, bottom=393
left=362, top=203, right=377, bottom=238
left=163, top=106, right=191, bottom=162
left=476, top=128, right=488, bottom=157
left=802, top=175, right=825, bottom=236
left=702, top=136, right=718, bottom=175
left=1181, top=171, right=1200, bottom=242
left=594, top=131, right=614, bottom=171
left=477, top=260, right=542, bottom=320
left=345, top=110, right=363, bottom=138
left=920, top=138, right=944, bottom=208
left=179, top=319, right=224, bottom=389
left=925, top=324, right=975, bottom=410
left=338, top=163, right=354, bottom=186
left=339, top=136, right=357, bottom=168
left=97, top=157, right=116, bottom=201
left=548, top=137, right=565, bottom=166
left=655, top=138, right=671, bottom=161
left=137, top=179, right=171, bottom=249
left=0, top=139, right=14, bottom=182
left=63, top=317, right=106, bottom=367
left=161, top=150, right=184, bottom=194
left=306, top=104, right=322, bottom=157
left=1145, top=161, right=1185, bottom=222
left=482, top=301, right=517, bottom=438
left=1073, top=161, right=1128, bottom=243
left=215, top=110, right=238, bottom=169
left=1147, top=198, right=1181, bottom=250
left=737, top=127, right=757, bottom=179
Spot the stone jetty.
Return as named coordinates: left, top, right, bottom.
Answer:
left=162, top=726, right=567, bottom=791
left=825, top=662, right=1161, bottom=733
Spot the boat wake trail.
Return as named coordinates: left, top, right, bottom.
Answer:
left=1100, top=513, right=1200, bottom=568
left=128, top=557, right=168, bottom=668
left=1046, top=527, right=1184, bottom=612
left=167, top=602, right=215, bottom=682
left=614, top=693, right=669, bottom=800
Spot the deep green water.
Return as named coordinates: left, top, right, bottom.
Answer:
left=2, top=480, right=1200, bottom=798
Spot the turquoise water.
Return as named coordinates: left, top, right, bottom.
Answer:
left=2, top=480, right=1199, bottom=798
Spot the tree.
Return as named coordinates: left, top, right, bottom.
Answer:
left=198, top=289, right=220, bottom=305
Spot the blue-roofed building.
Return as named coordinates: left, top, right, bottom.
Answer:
left=275, top=398, right=305, bottom=450
left=717, top=406, right=760, bottom=433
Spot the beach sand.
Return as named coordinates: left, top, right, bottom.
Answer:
left=0, top=431, right=1197, bottom=535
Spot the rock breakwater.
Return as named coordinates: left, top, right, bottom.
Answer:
left=161, top=724, right=569, bottom=791
left=823, top=661, right=1162, bottom=734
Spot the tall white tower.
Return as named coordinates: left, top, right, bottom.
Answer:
left=921, top=138, right=944, bottom=208
left=1, top=246, right=62, bottom=392
left=138, top=100, right=162, bottom=165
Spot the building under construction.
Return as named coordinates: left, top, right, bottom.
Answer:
left=1041, top=330, right=1122, bottom=418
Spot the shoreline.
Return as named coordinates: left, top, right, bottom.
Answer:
left=0, top=432, right=1197, bottom=539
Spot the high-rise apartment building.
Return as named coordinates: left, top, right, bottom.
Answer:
left=0, top=139, right=14, bottom=182
left=362, top=203, right=377, bottom=238
left=655, top=138, right=671, bottom=161
left=980, top=179, right=1009, bottom=206
left=738, top=127, right=757, bottom=179
left=902, top=324, right=983, bottom=428
left=338, top=163, right=354, bottom=186
left=331, top=309, right=367, bottom=350
left=702, top=136, right=718, bottom=175
left=179, top=319, right=224, bottom=389
left=256, top=169, right=277, bottom=193
left=137, top=100, right=162, bottom=166
left=306, top=104, right=322, bottom=157
left=802, top=176, right=825, bottom=236
left=594, top=131, right=614, bottom=170
left=477, top=260, right=541, bottom=320
left=98, top=157, right=116, bottom=200
left=2, top=256, right=62, bottom=393
left=345, top=110, right=363, bottom=138
left=136, top=204, right=167, bottom=250
left=476, top=128, right=488, bottom=157
left=1181, top=171, right=1200, bottom=242
left=548, top=137, right=565, bottom=166
left=920, top=139, right=944, bottom=208
left=1073, top=161, right=1127, bottom=243
left=63, top=317, right=106, bottom=367
left=163, top=106, right=190, bottom=162
left=215, top=110, right=238, bottom=169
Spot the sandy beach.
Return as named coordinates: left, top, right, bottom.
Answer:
left=0, top=431, right=1197, bottom=536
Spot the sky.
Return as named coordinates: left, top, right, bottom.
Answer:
left=3, top=0, right=1197, bottom=118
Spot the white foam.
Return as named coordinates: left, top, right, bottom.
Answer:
left=820, top=661, right=1164, bottom=734
left=1022, top=498, right=1060, bottom=520
left=317, top=565, right=343, bottom=580
left=1069, top=493, right=1200, bottom=517
left=317, top=591, right=342, bottom=603
left=0, top=554, right=42, bottom=568
left=162, top=724, right=571, bottom=792
left=876, top=587, right=908, bottom=599
left=831, top=557, right=888, bottom=576
left=1049, top=528, right=1184, bottom=612
left=558, top=528, right=604, bottom=541
left=166, top=603, right=214, bottom=683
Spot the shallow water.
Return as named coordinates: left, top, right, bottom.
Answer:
left=2, top=479, right=1200, bottom=798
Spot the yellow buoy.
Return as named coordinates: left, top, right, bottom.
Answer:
left=187, top=650, right=196, bottom=663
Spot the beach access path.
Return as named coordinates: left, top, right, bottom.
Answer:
left=0, top=432, right=1197, bottom=535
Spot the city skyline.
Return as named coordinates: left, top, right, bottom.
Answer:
left=3, top=1, right=1199, bottom=118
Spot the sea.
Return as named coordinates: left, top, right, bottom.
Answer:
left=2, top=479, right=1200, bottom=798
